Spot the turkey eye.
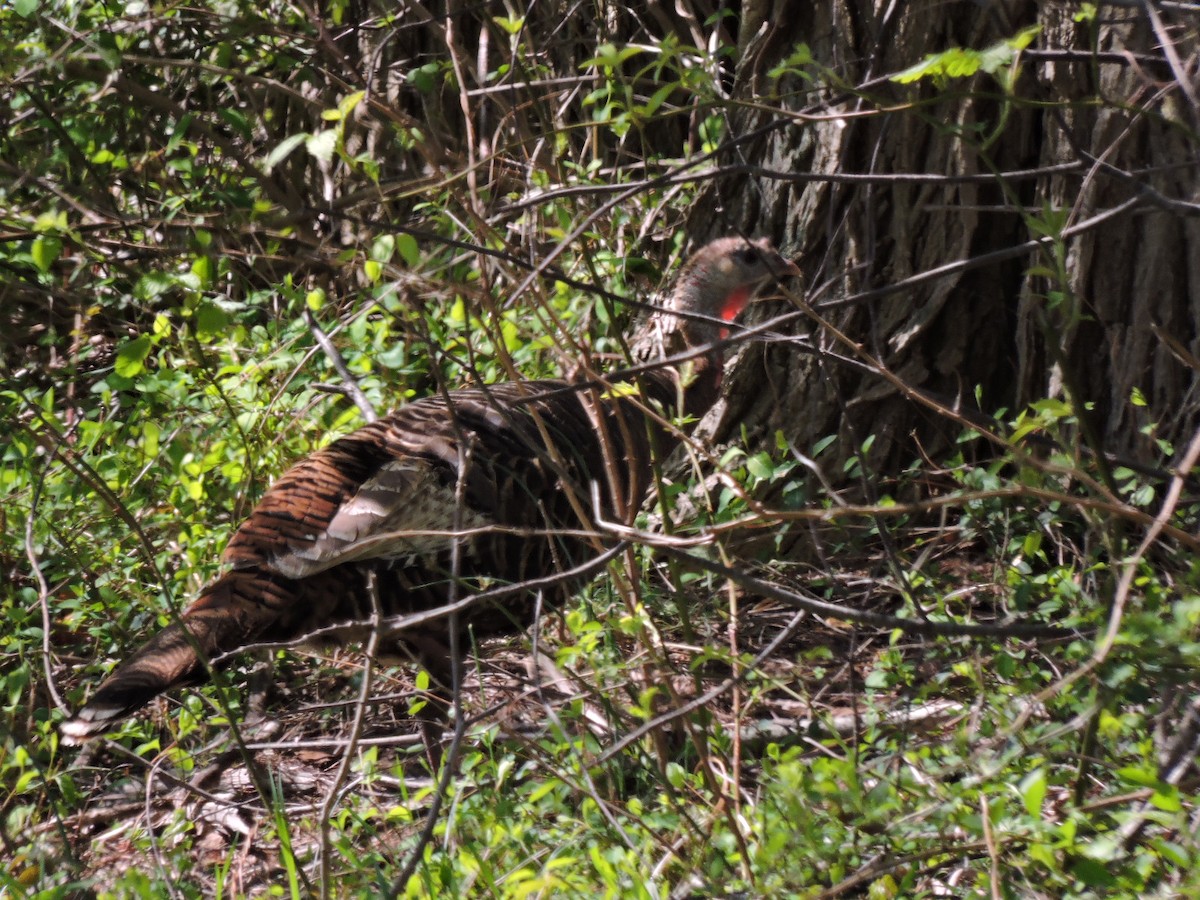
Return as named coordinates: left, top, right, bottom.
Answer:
left=741, top=248, right=760, bottom=263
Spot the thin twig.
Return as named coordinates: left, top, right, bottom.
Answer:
left=25, top=469, right=68, bottom=715
left=303, top=309, right=378, bottom=423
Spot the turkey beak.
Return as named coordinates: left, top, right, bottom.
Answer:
left=773, top=255, right=802, bottom=281
left=756, top=254, right=801, bottom=300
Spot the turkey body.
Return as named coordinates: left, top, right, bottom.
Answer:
left=61, top=236, right=799, bottom=740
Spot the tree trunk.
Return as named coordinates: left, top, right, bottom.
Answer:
left=706, top=2, right=1199, bottom=482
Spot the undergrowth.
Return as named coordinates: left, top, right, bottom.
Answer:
left=3, top=0, right=1200, bottom=898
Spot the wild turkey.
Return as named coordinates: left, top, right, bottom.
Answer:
left=61, top=236, right=799, bottom=741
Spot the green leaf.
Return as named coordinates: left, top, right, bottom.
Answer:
left=1019, top=768, right=1047, bottom=817
left=306, top=129, right=338, bottom=163
left=375, top=344, right=407, bottom=369
left=768, top=43, right=814, bottom=80
left=114, top=335, right=153, bottom=377
left=812, top=434, right=837, bottom=456
left=370, top=234, right=395, bottom=263
left=892, top=50, right=969, bottom=84
left=134, top=270, right=176, bottom=301
left=396, top=233, right=420, bottom=267
left=493, top=15, right=524, bottom=35
left=142, top=421, right=160, bottom=457
left=15, top=0, right=37, bottom=16
left=337, top=89, right=366, bottom=120
left=1007, top=25, right=1041, bottom=52
left=30, top=236, right=62, bottom=273
left=33, top=210, right=68, bottom=233
left=864, top=668, right=889, bottom=688
left=637, top=82, right=677, bottom=119
left=263, top=132, right=308, bottom=172
left=1115, top=765, right=1158, bottom=787
left=191, top=255, right=213, bottom=286
left=582, top=43, right=645, bottom=70
left=407, top=62, right=441, bottom=94
left=1151, top=784, right=1182, bottom=812
left=746, top=452, right=774, bottom=480
left=1071, top=858, right=1114, bottom=888
left=892, top=27, right=1039, bottom=83
left=1158, top=841, right=1190, bottom=867
left=194, top=301, right=229, bottom=335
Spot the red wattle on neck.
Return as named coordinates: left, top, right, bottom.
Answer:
left=720, top=286, right=751, bottom=322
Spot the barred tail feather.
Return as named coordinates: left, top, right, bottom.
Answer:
left=60, top=621, right=208, bottom=742
left=61, top=574, right=272, bottom=743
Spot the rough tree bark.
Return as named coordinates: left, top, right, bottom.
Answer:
left=706, top=2, right=1200, bottom=482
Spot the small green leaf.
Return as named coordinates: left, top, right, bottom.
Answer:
left=407, top=62, right=441, bottom=94
left=31, top=236, right=62, bottom=273
left=1151, top=784, right=1182, bottom=812
left=306, top=129, right=338, bottom=163
left=864, top=668, right=889, bottom=688
left=500, top=319, right=521, bottom=352
left=746, top=452, right=774, bottom=480
left=337, top=89, right=365, bottom=119
left=194, top=301, right=229, bottom=335
left=395, top=233, right=420, bottom=267
left=114, top=335, right=152, bottom=377
left=583, top=43, right=644, bottom=70
left=768, top=43, right=814, bottom=80
left=812, top=434, right=837, bottom=456
left=191, top=255, right=214, bottom=287
left=492, top=15, right=524, bottom=35
left=1115, top=765, right=1157, bottom=786
left=370, top=234, right=395, bottom=263
left=1007, top=24, right=1041, bottom=52
left=142, top=421, right=160, bottom=457
left=375, top=344, right=407, bottom=369
left=1158, top=841, right=1190, bottom=867
left=1019, top=768, right=1047, bottom=817
left=637, top=82, right=676, bottom=119
left=263, top=132, right=308, bottom=172
left=33, top=210, right=68, bottom=233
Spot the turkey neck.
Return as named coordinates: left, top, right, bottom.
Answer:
left=633, top=264, right=749, bottom=422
